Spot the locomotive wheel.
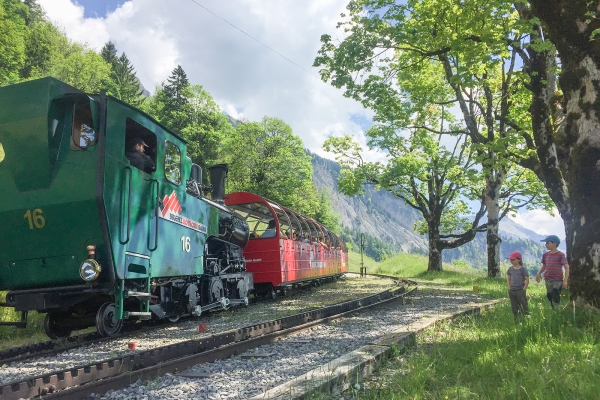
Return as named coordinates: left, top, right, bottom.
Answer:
left=269, top=288, right=277, bottom=300
left=281, top=286, right=290, bottom=297
left=168, top=315, right=180, bottom=323
left=44, top=312, right=73, bottom=339
left=96, top=303, right=123, bottom=337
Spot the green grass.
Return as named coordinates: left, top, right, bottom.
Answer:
left=339, top=298, right=600, bottom=400
left=0, top=291, right=48, bottom=348
left=348, top=250, right=509, bottom=299
left=337, top=251, right=600, bottom=400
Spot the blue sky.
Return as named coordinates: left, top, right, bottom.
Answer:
left=74, top=0, right=123, bottom=18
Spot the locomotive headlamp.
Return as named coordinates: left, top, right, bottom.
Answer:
left=79, top=259, right=101, bottom=281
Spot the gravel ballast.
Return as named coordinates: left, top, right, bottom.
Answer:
left=0, top=275, right=397, bottom=385
left=96, top=285, right=482, bottom=400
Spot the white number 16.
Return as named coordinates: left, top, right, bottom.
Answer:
left=180, top=236, right=191, bottom=252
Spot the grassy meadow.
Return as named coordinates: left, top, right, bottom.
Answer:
left=338, top=250, right=600, bottom=400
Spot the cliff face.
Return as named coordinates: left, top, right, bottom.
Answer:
left=311, top=154, right=427, bottom=253
left=311, top=153, right=546, bottom=268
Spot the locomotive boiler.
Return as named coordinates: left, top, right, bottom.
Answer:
left=0, top=77, right=252, bottom=338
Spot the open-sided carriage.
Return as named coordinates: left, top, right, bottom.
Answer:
left=225, top=192, right=347, bottom=298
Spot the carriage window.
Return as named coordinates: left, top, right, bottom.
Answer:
left=226, top=202, right=276, bottom=239
left=70, top=102, right=97, bottom=150
left=286, top=211, right=304, bottom=241
left=164, top=141, right=181, bottom=184
left=273, top=209, right=292, bottom=239
left=297, top=216, right=312, bottom=243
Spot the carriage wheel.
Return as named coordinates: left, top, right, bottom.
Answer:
left=44, top=312, right=73, bottom=339
left=269, top=288, right=277, bottom=300
left=96, top=303, right=123, bottom=337
left=281, top=287, right=290, bottom=297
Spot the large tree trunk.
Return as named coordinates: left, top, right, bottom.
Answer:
left=484, top=171, right=504, bottom=278
left=565, top=139, right=600, bottom=306
left=428, top=225, right=443, bottom=272
left=560, top=55, right=600, bottom=306
left=527, top=0, right=600, bottom=306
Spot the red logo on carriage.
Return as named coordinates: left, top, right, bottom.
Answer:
left=161, top=191, right=182, bottom=217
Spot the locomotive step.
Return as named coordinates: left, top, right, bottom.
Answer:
left=124, top=311, right=152, bottom=319
left=123, top=291, right=152, bottom=298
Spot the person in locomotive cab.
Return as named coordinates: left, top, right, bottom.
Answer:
left=126, top=137, right=155, bottom=174
left=261, top=219, right=277, bottom=238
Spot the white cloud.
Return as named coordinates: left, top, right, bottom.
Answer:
left=39, top=0, right=371, bottom=157
left=510, top=208, right=565, bottom=240
left=38, top=0, right=110, bottom=49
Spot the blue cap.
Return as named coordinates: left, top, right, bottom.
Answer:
left=541, top=235, right=560, bottom=245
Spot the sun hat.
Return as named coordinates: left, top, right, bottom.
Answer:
left=508, top=251, right=522, bottom=260
left=540, top=235, right=560, bottom=245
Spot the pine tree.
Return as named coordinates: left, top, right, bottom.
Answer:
left=152, top=65, right=192, bottom=132
left=164, top=65, right=189, bottom=110
left=111, top=53, right=144, bottom=106
left=100, top=41, right=118, bottom=65
left=22, top=0, right=44, bottom=25
left=101, top=41, right=144, bottom=106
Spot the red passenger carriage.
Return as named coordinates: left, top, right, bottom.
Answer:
left=225, top=192, right=347, bottom=297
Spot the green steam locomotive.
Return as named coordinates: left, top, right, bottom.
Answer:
left=0, top=77, right=252, bottom=338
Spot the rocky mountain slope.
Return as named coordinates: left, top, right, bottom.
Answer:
left=311, top=153, right=546, bottom=268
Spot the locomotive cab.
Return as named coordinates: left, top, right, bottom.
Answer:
left=0, top=78, right=252, bottom=337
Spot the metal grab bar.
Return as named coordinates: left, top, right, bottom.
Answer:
left=119, top=167, right=132, bottom=244
left=148, top=179, right=159, bottom=251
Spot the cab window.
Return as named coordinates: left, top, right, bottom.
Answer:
left=70, top=101, right=97, bottom=151
left=164, top=141, right=181, bottom=184
left=125, top=118, right=156, bottom=174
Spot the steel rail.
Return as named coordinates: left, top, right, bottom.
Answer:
left=0, top=278, right=416, bottom=400
left=43, top=279, right=417, bottom=400
left=0, top=276, right=332, bottom=365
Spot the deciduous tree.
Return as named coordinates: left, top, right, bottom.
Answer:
left=180, top=84, right=234, bottom=170
left=0, top=0, right=28, bottom=85
left=324, top=111, right=490, bottom=271
left=224, top=117, right=320, bottom=217
left=49, top=43, right=110, bottom=92
left=20, top=20, right=68, bottom=79
left=314, top=0, right=552, bottom=276
left=515, top=1, right=600, bottom=307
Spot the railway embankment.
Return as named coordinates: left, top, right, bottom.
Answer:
left=77, top=285, right=483, bottom=400
left=0, top=275, right=398, bottom=386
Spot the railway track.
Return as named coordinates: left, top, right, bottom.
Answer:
left=0, top=276, right=337, bottom=365
left=0, top=276, right=416, bottom=400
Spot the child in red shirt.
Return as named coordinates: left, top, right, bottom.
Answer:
left=535, top=235, right=569, bottom=309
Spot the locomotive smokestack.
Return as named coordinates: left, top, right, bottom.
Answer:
left=208, top=164, right=228, bottom=204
